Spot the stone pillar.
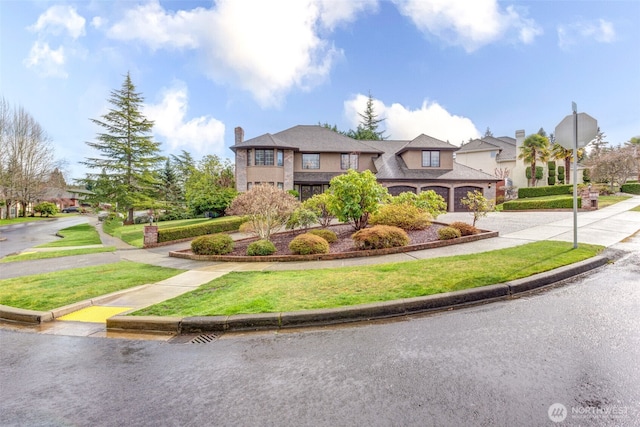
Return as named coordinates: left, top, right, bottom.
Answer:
left=236, top=149, right=248, bottom=192
left=144, top=226, right=158, bottom=247
left=283, top=149, right=295, bottom=191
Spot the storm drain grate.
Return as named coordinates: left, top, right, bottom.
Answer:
left=190, top=333, right=219, bottom=344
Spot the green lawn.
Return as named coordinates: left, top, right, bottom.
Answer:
left=632, top=205, right=640, bottom=212
left=0, top=261, right=184, bottom=311
left=37, top=223, right=102, bottom=247
left=597, top=195, right=631, bottom=208
left=104, top=217, right=215, bottom=247
left=0, top=247, right=116, bottom=263
left=0, top=216, right=53, bottom=226
left=133, top=241, right=603, bottom=317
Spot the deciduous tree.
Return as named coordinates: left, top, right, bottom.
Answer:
left=226, top=184, right=299, bottom=240
left=327, top=169, right=388, bottom=230
left=461, top=190, right=494, bottom=227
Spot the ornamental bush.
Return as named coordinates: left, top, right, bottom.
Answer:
left=370, top=202, right=432, bottom=230
left=246, top=239, right=276, bottom=256
left=449, top=221, right=479, bottom=236
left=621, top=182, right=640, bottom=195
left=438, top=226, right=461, bottom=240
left=289, top=233, right=330, bottom=255
left=191, top=234, right=234, bottom=255
left=307, top=228, right=337, bottom=243
left=351, top=225, right=409, bottom=250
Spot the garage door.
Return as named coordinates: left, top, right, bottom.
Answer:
left=454, top=186, right=482, bottom=212
left=387, top=186, right=416, bottom=196
left=421, top=186, right=449, bottom=211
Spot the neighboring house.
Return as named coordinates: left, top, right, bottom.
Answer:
left=231, top=125, right=499, bottom=212
left=456, top=130, right=586, bottom=190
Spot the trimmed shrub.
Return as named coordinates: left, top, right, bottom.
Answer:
left=582, top=167, right=591, bottom=184
left=557, top=166, right=565, bottom=184
left=246, top=239, right=276, bottom=256
left=621, top=182, right=640, bottom=195
left=352, top=225, right=409, bottom=250
left=307, top=228, right=338, bottom=243
left=518, top=184, right=572, bottom=199
left=503, top=196, right=581, bottom=210
left=191, top=233, right=234, bottom=255
left=535, top=166, right=544, bottom=181
left=370, top=202, right=432, bottom=230
left=289, top=233, right=330, bottom=255
left=158, top=217, right=244, bottom=243
left=438, top=226, right=461, bottom=240
left=449, top=221, right=479, bottom=236
left=238, top=221, right=255, bottom=234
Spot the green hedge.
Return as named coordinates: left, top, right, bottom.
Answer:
left=518, top=184, right=572, bottom=199
left=158, top=216, right=245, bottom=243
left=620, top=182, right=640, bottom=195
left=503, top=196, right=580, bottom=210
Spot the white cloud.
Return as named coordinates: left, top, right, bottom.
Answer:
left=91, top=16, right=105, bottom=30
left=144, top=83, right=226, bottom=156
left=23, top=41, right=67, bottom=78
left=392, top=0, right=542, bottom=52
left=558, top=19, right=616, bottom=50
left=106, top=0, right=375, bottom=107
left=29, top=5, right=86, bottom=39
left=344, top=94, right=479, bottom=144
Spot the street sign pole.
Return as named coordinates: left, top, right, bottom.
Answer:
left=555, top=105, right=597, bottom=249
left=572, top=103, right=578, bottom=249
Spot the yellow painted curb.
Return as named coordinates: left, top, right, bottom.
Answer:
left=58, top=306, right=133, bottom=323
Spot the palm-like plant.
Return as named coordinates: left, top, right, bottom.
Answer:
left=518, top=134, right=550, bottom=187
left=552, top=144, right=585, bottom=184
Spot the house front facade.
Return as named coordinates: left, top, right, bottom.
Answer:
left=230, top=125, right=499, bottom=212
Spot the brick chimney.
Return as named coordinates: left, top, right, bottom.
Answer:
left=235, top=126, right=244, bottom=145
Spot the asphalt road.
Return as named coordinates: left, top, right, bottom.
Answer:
left=1, top=248, right=638, bottom=427
left=0, top=215, right=90, bottom=258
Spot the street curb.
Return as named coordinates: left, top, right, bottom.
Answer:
left=0, top=284, right=153, bottom=325
left=105, top=255, right=610, bottom=335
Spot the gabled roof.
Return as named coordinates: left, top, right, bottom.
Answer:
left=457, top=135, right=517, bottom=162
left=395, top=134, right=458, bottom=155
left=372, top=141, right=498, bottom=182
left=230, top=125, right=383, bottom=154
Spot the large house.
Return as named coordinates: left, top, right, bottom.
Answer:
left=230, top=125, right=499, bottom=212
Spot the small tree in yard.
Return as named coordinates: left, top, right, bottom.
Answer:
left=33, top=201, right=57, bottom=217
left=302, top=193, right=334, bottom=227
left=226, top=184, right=299, bottom=240
left=461, top=190, right=494, bottom=227
left=327, top=169, right=388, bottom=230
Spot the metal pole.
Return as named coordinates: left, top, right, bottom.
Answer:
left=572, top=107, right=578, bottom=249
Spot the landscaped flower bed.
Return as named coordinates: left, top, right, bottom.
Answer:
left=169, top=223, right=499, bottom=262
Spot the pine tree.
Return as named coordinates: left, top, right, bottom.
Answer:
left=81, top=72, right=164, bottom=223
left=354, top=91, right=386, bottom=140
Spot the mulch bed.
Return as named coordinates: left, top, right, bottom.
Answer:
left=227, top=223, right=445, bottom=256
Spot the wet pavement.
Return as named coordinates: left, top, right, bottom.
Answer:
left=1, top=248, right=639, bottom=426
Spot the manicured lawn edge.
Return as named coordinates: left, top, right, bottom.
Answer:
left=106, top=256, right=609, bottom=334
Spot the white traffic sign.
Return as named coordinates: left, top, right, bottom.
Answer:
left=554, top=112, right=598, bottom=150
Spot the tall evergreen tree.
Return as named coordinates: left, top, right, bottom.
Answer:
left=351, top=91, right=386, bottom=140
left=81, top=72, right=164, bottom=223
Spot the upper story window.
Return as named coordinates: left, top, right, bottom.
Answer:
left=302, top=153, right=320, bottom=169
left=277, top=150, right=284, bottom=166
left=255, top=149, right=274, bottom=166
left=341, top=153, right=359, bottom=170
left=422, top=150, right=440, bottom=167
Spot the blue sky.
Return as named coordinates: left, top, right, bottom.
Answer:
left=1, top=0, right=638, bottom=180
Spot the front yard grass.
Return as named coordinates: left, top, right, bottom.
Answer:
left=0, top=247, right=116, bottom=263
left=133, top=241, right=603, bottom=317
left=597, top=195, right=631, bottom=208
left=104, top=217, right=215, bottom=247
left=37, top=223, right=101, bottom=247
left=0, top=261, right=184, bottom=311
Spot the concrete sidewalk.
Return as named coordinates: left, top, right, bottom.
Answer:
left=2, top=196, right=639, bottom=338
